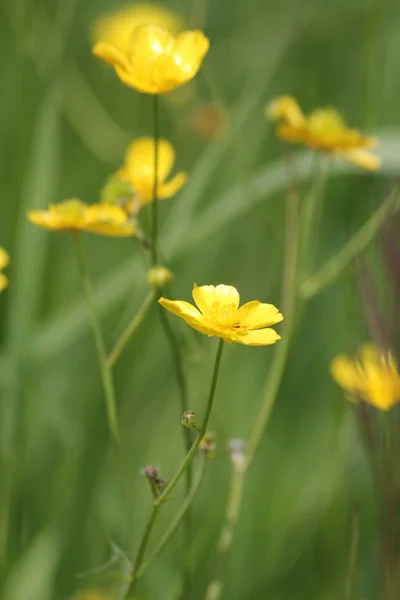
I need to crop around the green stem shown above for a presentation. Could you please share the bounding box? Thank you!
[126,338,224,597]
[106,290,154,367]
[204,149,328,600]
[301,188,400,299]
[345,503,359,600]
[204,469,245,600]
[156,337,224,506]
[136,456,207,581]
[73,233,119,442]
[151,94,159,267]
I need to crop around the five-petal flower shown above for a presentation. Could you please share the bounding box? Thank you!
[268,95,380,170]
[159,284,283,345]
[28,199,136,237]
[330,344,400,410]
[93,24,209,94]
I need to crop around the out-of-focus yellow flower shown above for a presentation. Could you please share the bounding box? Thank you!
[0,247,9,292]
[28,199,136,237]
[118,138,187,205]
[159,284,283,345]
[92,3,184,55]
[330,344,400,411]
[93,24,209,94]
[268,95,380,170]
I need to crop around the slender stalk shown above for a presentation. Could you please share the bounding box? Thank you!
[126,338,224,597]
[151,94,160,266]
[73,233,119,442]
[136,456,207,580]
[204,149,328,600]
[106,290,154,367]
[148,91,192,593]
[345,503,360,600]
[156,338,224,506]
[204,469,245,600]
[302,188,400,299]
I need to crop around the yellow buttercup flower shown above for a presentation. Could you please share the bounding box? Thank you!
[330,344,400,411]
[93,24,209,94]
[0,247,10,292]
[118,137,187,205]
[268,95,380,170]
[159,284,283,346]
[91,3,184,57]
[28,199,136,237]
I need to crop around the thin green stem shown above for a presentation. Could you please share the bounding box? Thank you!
[203,149,329,600]
[136,456,207,581]
[345,503,359,600]
[204,469,245,600]
[73,233,119,442]
[125,338,224,598]
[106,290,154,368]
[151,94,160,266]
[301,188,400,299]
[156,337,224,506]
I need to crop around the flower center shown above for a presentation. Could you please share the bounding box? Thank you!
[208,301,239,328]
[55,199,86,219]
[308,109,345,138]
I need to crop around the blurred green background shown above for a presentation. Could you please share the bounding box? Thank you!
[1,0,400,598]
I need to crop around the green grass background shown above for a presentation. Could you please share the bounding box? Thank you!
[1,0,400,598]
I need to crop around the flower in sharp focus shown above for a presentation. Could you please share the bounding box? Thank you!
[28,199,136,237]
[117,138,187,205]
[267,95,380,170]
[158,284,283,346]
[330,344,400,411]
[93,24,209,94]
[0,247,10,292]
[91,3,185,57]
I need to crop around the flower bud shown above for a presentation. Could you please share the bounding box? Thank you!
[147,266,173,288]
[100,173,134,208]
[200,432,216,459]
[181,410,197,429]
[141,465,167,498]
[228,439,246,473]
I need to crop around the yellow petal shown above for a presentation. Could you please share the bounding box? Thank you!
[237,327,281,346]
[158,172,187,199]
[158,297,212,334]
[91,3,184,56]
[92,42,128,69]
[330,354,362,393]
[0,247,9,270]
[126,25,176,93]
[27,209,71,231]
[192,284,240,315]
[0,273,8,291]
[267,96,306,127]
[83,204,136,237]
[237,301,283,329]
[123,137,176,189]
[343,149,381,171]
[170,31,210,84]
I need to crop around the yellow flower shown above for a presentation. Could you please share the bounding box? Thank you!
[330,344,400,410]
[93,24,209,94]
[0,247,10,292]
[91,3,184,56]
[159,284,283,345]
[268,95,380,170]
[28,199,136,237]
[117,137,187,205]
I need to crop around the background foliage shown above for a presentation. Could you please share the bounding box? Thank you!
[1,0,400,598]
